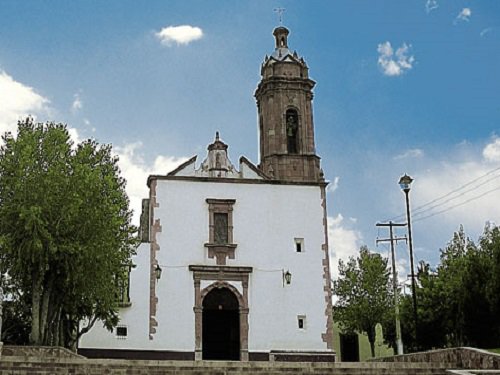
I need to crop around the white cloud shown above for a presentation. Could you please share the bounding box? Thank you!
[483,136,500,163]
[327,176,340,194]
[480,27,493,37]
[155,25,203,46]
[328,214,363,278]
[410,140,500,233]
[394,148,424,160]
[377,42,415,77]
[114,142,188,225]
[0,70,50,134]
[71,92,83,112]
[455,8,471,23]
[67,127,82,146]
[425,0,439,14]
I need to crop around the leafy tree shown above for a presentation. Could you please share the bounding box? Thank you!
[398,225,500,351]
[0,119,137,349]
[333,246,393,357]
[437,225,473,346]
[480,223,500,333]
[397,261,447,352]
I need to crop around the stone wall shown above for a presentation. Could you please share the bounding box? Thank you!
[373,347,500,370]
[2,345,83,359]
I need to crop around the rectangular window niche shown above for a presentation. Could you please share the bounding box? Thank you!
[297,315,306,330]
[295,238,305,253]
[116,326,128,339]
[205,199,237,265]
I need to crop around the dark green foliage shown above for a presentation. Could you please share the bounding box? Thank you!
[0,118,137,349]
[399,225,500,351]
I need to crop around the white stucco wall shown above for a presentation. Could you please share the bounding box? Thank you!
[80,177,331,354]
[79,242,153,350]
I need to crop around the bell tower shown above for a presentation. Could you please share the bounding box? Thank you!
[255,26,323,182]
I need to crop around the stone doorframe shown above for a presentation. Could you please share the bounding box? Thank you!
[189,265,252,361]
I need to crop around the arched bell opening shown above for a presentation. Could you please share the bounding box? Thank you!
[285,109,299,154]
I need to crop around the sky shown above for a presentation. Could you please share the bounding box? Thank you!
[0,0,499,280]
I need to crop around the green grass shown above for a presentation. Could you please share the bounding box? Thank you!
[487,348,500,354]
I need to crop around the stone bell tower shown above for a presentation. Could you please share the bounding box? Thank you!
[255,26,322,182]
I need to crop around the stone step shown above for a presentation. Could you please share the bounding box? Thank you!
[0,357,451,375]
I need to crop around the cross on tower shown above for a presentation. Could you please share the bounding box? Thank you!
[273,7,286,25]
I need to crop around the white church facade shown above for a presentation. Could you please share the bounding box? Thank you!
[79,26,335,362]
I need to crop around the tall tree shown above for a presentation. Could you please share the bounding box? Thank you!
[333,246,393,357]
[399,225,500,351]
[0,119,137,348]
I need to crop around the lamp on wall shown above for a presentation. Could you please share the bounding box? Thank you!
[155,264,162,281]
[283,269,292,286]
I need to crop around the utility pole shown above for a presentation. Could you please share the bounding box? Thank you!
[376,221,407,355]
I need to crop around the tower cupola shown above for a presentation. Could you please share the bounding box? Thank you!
[255,27,322,183]
[273,26,290,51]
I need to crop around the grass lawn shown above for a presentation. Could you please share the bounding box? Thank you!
[488,348,500,354]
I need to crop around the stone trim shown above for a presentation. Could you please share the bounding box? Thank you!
[320,184,334,349]
[167,155,197,176]
[204,244,237,265]
[205,199,237,265]
[270,350,336,362]
[148,174,326,187]
[239,156,270,179]
[148,179,161,340]
[77,348,337,363]
[78,348,195,360]
[189,265,252,361]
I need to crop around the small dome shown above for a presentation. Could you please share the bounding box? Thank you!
[273,26,289,49]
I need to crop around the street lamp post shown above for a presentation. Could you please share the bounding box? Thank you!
[399,174,418,343]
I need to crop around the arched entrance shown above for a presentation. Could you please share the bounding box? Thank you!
[202,287,240,360]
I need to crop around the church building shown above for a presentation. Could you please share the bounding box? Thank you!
[79,25,335,362]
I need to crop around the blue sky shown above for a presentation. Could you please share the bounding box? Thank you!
[1,0,499,278]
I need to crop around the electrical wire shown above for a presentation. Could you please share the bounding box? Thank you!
[386,165,500,222]
[413,185,500,223]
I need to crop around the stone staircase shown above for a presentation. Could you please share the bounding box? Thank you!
[0,356,452,375]
[3,346,499,375]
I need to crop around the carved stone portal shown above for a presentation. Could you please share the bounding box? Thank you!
[189,265,251,361]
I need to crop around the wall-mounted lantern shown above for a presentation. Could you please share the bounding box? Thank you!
[283,269,292,286]
[155,264,162,281]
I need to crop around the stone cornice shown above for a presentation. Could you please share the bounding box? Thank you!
[148,174,328,187]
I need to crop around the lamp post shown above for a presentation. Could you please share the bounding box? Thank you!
[399,174,418,342]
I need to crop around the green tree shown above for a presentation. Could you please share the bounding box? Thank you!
[333,246,393,357]
[397,261,448,352]
[399,225,500,351]
[0,119,137,349]
[480,224,500,340]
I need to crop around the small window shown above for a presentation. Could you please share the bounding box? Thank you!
[116,326,128,338]
[295,238,304,253]
[298,315,306,330]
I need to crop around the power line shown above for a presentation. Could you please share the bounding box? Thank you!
[411,173,500,219]
[413,184,500,223]
[387,165,500,222]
